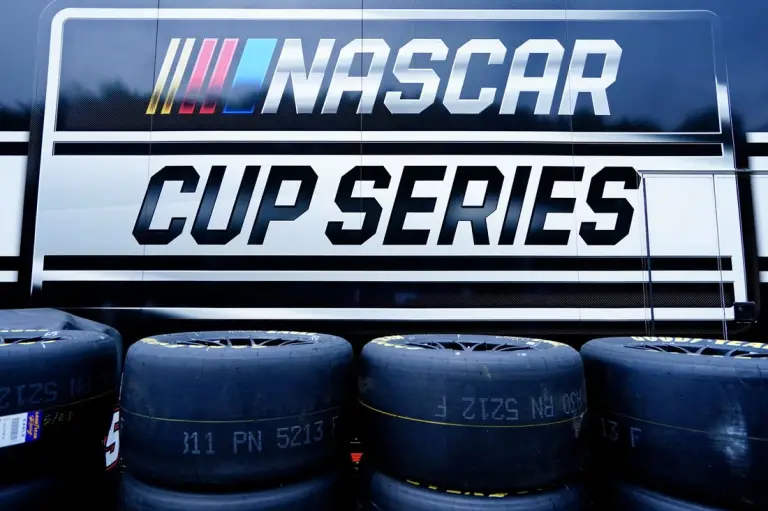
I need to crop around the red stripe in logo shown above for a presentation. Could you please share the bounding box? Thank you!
[199,38,239,115]
[179,38,218,115]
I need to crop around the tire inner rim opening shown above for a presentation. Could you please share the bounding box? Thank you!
[174,337,315,347]
[626,343,768,358]
[0,335,61,345]
[404,340,534,352]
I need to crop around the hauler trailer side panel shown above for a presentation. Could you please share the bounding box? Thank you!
[0,0,766,336]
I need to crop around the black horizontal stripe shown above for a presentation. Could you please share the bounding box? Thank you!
[52,141,723,157]
[37,281,733,309]
[0,142,28,156]
[748,143,768,157]
[0,257,20,271]
[43,255,733,272]
[0,283,21,307]
[758,257,768,271]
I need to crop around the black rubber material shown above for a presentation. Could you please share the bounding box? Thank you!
[0,477,58,510]
[121,331,354,489]
[119,471,350,511]
[0,471,120,510]
[581,336,768,510]
[79,463,121,510]
[360,468,584,510]
[358,334,587,492]
[606,482,726,510]
[0,330,119,483]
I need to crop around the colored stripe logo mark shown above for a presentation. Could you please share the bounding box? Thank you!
[146,38,181,115]
[162,38,195,115]
[199,38,239,115]
[179,38,218,115]
[146,38,278,115]
[223,38,278,114]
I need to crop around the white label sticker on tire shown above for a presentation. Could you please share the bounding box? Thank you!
[0,410,42,449]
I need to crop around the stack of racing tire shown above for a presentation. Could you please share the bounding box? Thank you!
[0,308,123,510]
[118,330,355,511]
[356,334,588,510]
[581,336,768,511]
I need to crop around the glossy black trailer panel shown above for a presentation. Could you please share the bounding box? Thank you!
[0,0,766,336]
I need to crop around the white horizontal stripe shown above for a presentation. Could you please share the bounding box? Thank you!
[749,157,768,170]
[54,8,716,23]
[0,271,18,283]
[0,132,29,143]
[40,270,731,283]
[747,133,768,143]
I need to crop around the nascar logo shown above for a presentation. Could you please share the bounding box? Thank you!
[146,37,622,117]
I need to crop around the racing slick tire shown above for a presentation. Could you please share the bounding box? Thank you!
[0,330,120,483]
[581,336,768,510]
[606,481,726,511]
[358,334,587,493]
[118,471,350,511]
[359,467,584,510]
[0,308,124,386]
[121,331,354,489]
